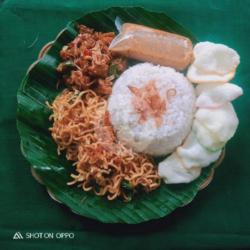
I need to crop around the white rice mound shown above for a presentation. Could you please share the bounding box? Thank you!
[108,63,196,156]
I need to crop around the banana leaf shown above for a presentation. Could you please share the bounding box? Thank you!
[17,7,214,224]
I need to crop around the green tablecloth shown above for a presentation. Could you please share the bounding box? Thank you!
[1,0,250,249]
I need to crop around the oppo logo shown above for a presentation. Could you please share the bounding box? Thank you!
[12,232,75,240]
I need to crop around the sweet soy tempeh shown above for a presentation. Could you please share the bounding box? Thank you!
[109,23,193,70]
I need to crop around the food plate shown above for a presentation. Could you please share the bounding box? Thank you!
[17,7,224,224]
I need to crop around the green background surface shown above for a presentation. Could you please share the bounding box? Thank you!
[0,0,250,249]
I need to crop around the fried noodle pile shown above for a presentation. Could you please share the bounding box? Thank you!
[49,89,160,201]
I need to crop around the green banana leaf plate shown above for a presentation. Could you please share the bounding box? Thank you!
[17,7,220,224]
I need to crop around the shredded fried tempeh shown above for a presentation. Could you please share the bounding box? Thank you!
[57,25,127,95]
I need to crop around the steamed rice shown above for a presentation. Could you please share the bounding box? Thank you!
[108,63,196,156]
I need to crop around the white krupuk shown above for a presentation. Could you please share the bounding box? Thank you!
[159,42,242,184]
[187,42,240,83]
[192,119,225,151]
[158,153,201,184]
[188,65,235,83]
[195,82,222,95]
[176,131,221,169]
[195,103,239,144]
[196,83,243,108]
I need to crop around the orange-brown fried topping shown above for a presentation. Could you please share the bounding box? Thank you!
[128,80,176,127]
[57,25,127,95]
